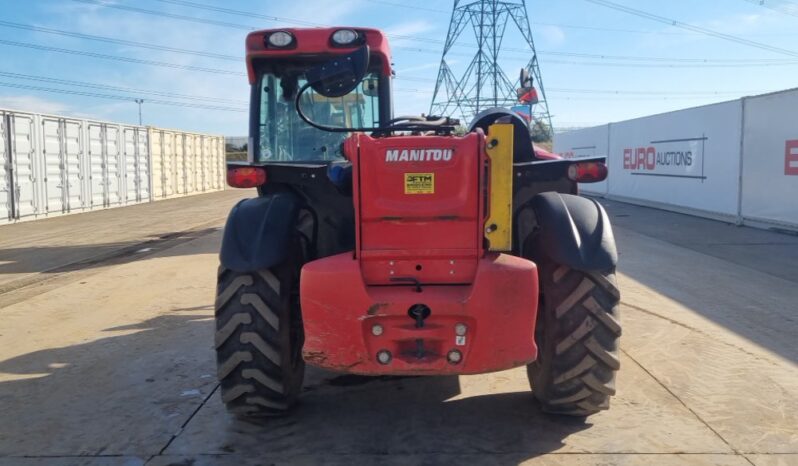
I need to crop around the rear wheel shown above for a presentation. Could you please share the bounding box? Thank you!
[214,244,305,417]
[527,260,621,416]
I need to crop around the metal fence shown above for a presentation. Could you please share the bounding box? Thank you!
[1,107,226,225]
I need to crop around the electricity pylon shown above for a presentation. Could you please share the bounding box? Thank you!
[429,0,553,138]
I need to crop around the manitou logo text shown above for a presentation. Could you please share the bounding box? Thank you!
[385,149,454,163]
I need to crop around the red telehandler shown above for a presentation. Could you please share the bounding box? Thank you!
[217,27,620,418]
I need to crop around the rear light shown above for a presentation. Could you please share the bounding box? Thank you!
[227,167,267,188]
[567,162,608,183]
[266,31,295,48]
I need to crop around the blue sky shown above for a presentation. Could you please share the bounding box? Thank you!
[1,0,798,135]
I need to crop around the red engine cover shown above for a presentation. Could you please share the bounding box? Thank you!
[348,132,486,285]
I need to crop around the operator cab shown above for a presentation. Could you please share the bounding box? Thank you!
[245,28,394,165]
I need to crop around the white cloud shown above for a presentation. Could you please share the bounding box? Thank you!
[0,95,70,114]
[385,19,436,38]
[287,0,366,25]
[383,19,437,48]
[396,61,440,74]
[538,25,566,46]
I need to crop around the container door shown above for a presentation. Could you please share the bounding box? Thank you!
[163,132,176,197]
[213,137,223,190]
[175,133,186,195]
[184,134,196,194]
[105,125,122,206]
[0,112,12,223]
[41,117,66,214]
[209,137,218,190]
[11,113,39,219]
[199,136,209,192]
[88,124,106,209]
[137,129,150,201]
[123,127,138,203]
[63,119,85,212]
[149,129,163,199]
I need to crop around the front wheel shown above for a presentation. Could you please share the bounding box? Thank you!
[214,245,305,417]
[527,260,621,416]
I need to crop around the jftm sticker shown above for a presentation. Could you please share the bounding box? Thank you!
[404,173,435,194]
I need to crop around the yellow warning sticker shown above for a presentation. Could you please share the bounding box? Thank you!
[404,173,435,194]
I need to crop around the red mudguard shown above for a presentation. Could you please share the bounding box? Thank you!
[300,252,538,375]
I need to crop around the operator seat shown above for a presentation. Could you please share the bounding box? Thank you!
[469,108,537,163]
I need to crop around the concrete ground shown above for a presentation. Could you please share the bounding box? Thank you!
[0,191,796,466]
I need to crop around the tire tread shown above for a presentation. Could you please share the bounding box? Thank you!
[215,259,304,418]
[528,262,621,416]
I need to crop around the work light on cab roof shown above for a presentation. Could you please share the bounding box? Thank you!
[332,29,360,46]
[266,31,294,48]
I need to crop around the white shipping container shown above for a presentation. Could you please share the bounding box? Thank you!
[163,130,177,198]
[123,126,150,204]
[0,106,225,225]
[39,117,88,216]
[204,136,215,192]
[10,112,40,221]
[1,111,11,223]
[175,132,186,196]
[149,129,165,199]
[212,136,224,191]
[183,134,197,194]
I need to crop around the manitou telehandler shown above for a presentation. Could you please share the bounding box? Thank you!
[216,27,621,418]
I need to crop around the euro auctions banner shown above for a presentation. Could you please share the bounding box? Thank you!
[608,100,743,218]
[555,88,798,231]
[621,137,706,179]
[741,89,798,228]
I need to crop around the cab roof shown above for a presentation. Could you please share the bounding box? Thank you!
[245,27,393,84]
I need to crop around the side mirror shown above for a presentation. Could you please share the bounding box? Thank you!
[305,46,370,98]
[519,68,532,88]
[517,67,538,104]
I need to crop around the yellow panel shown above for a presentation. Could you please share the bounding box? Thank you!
[485,123,514,252]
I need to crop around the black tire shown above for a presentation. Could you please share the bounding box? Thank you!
[214,244,305,418]
[527,259,621,416]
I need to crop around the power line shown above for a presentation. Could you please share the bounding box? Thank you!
[392,46,798,66]
[539,58,798,68]
[362,0,450,13]
[741,0,798,18]
[0,81,247,112]
[396,86,770,97]
[540,50,798,63]
[366,0,798,37]
[0,71,248,104]
[72,0,261,31]
[69,0,501,48]
[548,88,767,96]
[4,16,788,70]
[152,0,323,26]
[583,0,798,58]
[0,39,245,76]
[0,20,241,61]
[76,0,798,62]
